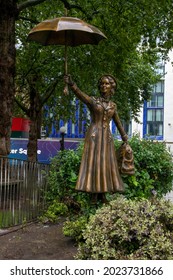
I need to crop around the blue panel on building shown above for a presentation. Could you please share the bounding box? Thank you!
[9,138,81,164]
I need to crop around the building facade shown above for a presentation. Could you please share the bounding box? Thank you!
[132,50,173,153]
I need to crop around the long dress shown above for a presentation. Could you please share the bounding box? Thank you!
[71,83,127,193]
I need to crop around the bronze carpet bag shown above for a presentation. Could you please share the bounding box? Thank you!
[116,143,135,175]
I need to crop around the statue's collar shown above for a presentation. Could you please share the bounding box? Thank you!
[98,97,110,103]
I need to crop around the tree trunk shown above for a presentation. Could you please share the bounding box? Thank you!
[27,118,38,162]
[0,1,17,156]
[27,109,42,162]
[27,76,42,162]
[37,111,42,139]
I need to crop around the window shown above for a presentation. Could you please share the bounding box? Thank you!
[147,122,163,136]
[153,81,164,93]
[147,109,163,122]
[155,64,165,76]
[147,81,164,107]
[146,109,163,136]
[143,80,164,139]
[147,94,163,107]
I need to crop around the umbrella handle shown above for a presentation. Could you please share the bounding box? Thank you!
[63,37,68,95]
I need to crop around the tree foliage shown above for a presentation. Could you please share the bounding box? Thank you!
[15,0,173,122]
[0,0,173,157]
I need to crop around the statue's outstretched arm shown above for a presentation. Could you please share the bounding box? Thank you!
[64,75,93,105]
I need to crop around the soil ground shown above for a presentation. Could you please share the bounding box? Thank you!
[0,219,77,260]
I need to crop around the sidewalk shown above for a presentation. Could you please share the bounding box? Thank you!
[0,220,77,260]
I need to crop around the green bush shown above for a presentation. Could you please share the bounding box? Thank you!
[76,196,173,260]
[47,149,80,202]
[114,135,173,198]
[62,205,99,242]
[63,215,88,242]
[45,135,173,222]
[46,144,91,214]
[48,136,173,202]
[40,200,68,223]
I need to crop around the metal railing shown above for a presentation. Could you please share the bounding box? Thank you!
[0,157,50,228]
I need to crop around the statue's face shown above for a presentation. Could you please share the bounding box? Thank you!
[100,77,112,98]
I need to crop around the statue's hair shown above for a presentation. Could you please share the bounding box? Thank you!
[98,74,117,94]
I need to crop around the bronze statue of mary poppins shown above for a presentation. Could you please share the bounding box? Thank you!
[28,16,134,203]
[64,74,135,203]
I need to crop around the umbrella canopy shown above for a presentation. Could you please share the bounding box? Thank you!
[27,16,107,94]
[27,16,107,46]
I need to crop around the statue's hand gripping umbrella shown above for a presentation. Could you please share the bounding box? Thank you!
[27,16,107,94]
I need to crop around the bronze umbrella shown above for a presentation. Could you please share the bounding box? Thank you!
[27,16,107,93]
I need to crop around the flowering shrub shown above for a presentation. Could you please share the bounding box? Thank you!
[76,196,173,260]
